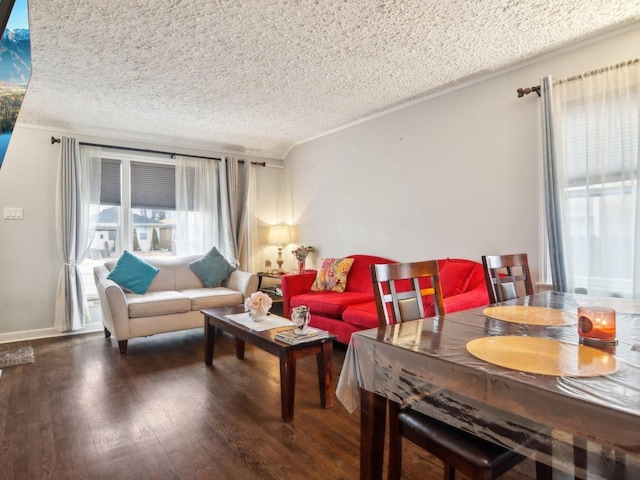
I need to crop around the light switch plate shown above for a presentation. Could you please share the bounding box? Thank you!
[3,207,24,219]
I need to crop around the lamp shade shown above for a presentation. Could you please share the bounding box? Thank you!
[268,224,292,245]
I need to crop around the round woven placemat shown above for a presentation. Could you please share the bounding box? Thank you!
[466,336,619,377]
[483,305,576,326]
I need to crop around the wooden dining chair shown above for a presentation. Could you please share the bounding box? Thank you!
[482,253,589,478]
[371,260,527,480]
[481,253,534,304]
[371,259,445,326]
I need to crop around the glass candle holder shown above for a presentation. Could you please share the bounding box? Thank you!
[578,306,617,346]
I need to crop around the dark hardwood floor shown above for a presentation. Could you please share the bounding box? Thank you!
[0,329,544,480]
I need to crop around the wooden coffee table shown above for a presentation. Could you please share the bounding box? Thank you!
[202,305,335,422]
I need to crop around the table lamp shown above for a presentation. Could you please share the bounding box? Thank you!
[268,224,291,273]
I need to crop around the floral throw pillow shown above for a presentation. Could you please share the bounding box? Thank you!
[311,257,355,292]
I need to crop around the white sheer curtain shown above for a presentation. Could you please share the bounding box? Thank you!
[546,60,640,298]
[175,154,254,268]
[174,155,220,256]
[54,139,101,331]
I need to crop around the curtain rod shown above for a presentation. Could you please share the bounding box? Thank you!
[556,58,639,85]
[50,136,266,167]
[516,58,640,98]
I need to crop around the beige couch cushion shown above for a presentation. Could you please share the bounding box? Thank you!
[181,288,244,311]
[126,291,191,318]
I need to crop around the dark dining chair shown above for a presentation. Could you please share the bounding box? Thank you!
[482,253,591,478]
[481,253,534,304]
[371,260,528,480]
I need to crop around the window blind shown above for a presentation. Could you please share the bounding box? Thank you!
[131,161,176,210]
[100,159,121,205]
[563,92,638,188]
[100,159,176,209]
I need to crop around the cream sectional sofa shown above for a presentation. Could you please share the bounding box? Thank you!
[94,254,258,354]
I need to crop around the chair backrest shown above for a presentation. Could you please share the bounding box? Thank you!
[370,260,445,327]
[481,253,534,304]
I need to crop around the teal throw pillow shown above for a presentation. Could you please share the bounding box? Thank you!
[189,246,237,288]
[107,250,159,294]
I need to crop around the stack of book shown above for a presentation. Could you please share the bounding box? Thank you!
[274,326,330,345]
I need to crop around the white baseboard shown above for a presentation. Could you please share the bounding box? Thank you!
[0,323,104,345]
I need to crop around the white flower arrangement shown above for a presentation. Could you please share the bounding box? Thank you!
[244,291,273,314]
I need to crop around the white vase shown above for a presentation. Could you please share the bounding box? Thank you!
[251,308,269,322]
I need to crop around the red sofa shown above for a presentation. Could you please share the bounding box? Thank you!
[281,254,490,344]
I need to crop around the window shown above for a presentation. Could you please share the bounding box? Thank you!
[80,148,177,302]
[548,71,639,298]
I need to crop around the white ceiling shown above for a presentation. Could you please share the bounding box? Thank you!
[17,0,640,158]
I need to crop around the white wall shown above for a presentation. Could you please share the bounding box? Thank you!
[252,158,295,273]
[0,126,285,340]
[0,127,59,338]
[285,25,640,284]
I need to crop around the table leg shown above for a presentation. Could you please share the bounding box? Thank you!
[316,340,334,408]
[204,317,215,366]
[235,338,245,359]
[573,436,587,480]
[535,434,554,480]
[360,388,386,480]
[280,350,296,422]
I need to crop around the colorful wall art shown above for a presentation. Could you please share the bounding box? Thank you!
[0,0,30,168]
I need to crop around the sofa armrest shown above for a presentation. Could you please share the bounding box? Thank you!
[443,284,490,314]
[223,270,259,298]
[93,264,131,340]
[281,271,316,319]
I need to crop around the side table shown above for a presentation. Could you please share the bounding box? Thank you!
[257,272,285,316]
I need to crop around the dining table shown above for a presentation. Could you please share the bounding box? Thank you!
[335,291,640,479]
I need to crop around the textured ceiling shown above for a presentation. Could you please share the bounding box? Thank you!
[17,0,640,158]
